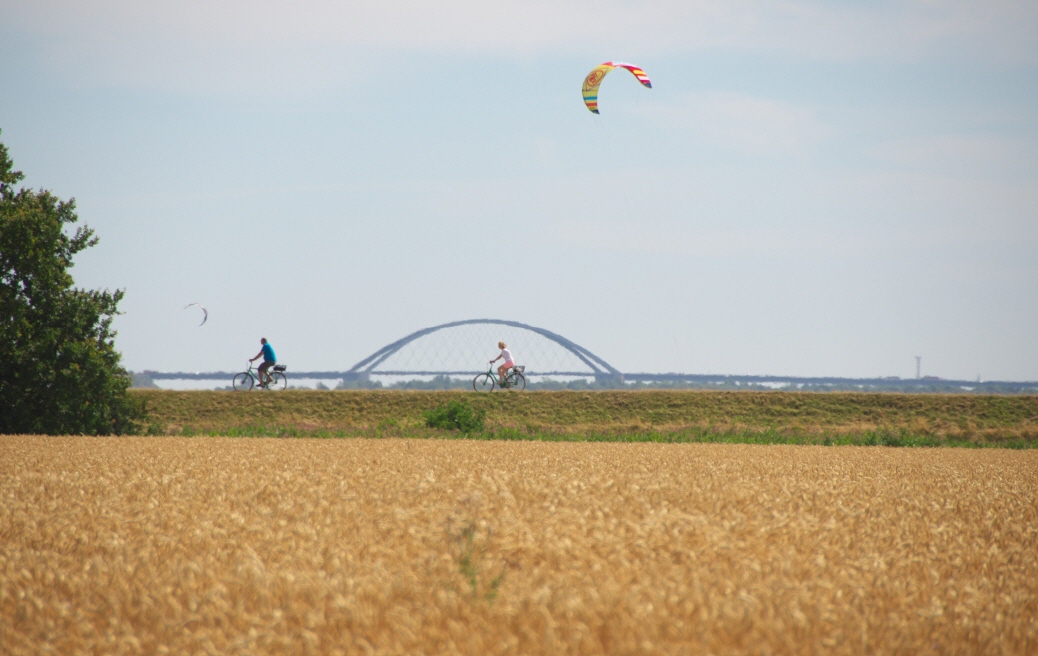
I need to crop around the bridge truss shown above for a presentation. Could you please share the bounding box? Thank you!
[141,318,1038,392]
[341,318,621,382]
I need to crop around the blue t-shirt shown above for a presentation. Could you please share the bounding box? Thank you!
[261,343,276,362]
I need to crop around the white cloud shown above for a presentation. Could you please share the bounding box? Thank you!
[540,155,1038,259]
[547,221,904,258]
[4,1,1036,95]
[546,212,1036,260]
[869,135,1028,169]
[646,92,831,157]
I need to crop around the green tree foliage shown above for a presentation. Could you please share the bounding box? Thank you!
[424,400,486,434]
[0,132,144,434]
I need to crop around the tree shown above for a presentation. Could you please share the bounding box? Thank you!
[0,131,145,434]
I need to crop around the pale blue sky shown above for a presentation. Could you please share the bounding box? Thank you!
[2,1,1036,380]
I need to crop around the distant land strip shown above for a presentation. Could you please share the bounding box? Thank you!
[137,370,1038,393]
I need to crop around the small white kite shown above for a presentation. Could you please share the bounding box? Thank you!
[184,303,208,326]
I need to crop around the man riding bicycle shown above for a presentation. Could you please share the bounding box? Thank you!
[250,338,277,388]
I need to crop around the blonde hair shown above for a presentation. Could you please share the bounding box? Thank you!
[498,341,506,349]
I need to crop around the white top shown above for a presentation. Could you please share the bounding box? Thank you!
[499,348,513,363]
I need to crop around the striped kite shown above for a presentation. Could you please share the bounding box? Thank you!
[582,62,652,114]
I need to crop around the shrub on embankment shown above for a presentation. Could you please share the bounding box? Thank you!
[133,389,1038,446]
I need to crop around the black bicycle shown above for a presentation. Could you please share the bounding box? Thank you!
[232,361,288,391]
[473,363,526,392]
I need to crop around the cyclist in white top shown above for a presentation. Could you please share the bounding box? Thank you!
[490,341,515,386]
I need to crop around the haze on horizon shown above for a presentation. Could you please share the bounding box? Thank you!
[2,1,1036,381]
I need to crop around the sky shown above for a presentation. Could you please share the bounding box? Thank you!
[2,0,1037,381]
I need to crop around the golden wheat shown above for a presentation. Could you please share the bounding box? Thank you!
[2,436,1036,654]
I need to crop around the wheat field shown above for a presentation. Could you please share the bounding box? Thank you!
[2,436,1036,654]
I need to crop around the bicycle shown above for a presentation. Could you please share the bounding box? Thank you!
[232,361,288,391]
[473,363,526,392]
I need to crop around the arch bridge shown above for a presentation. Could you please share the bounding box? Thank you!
[342,318,622,383]
[140,318,1038,393]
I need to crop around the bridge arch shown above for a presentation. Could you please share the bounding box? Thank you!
[346,319,622,381]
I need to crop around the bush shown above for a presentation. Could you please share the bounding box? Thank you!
[424,400,486,434]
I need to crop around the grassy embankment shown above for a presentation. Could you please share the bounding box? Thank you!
[135,390,1038,447]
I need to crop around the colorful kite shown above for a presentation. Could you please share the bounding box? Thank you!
[582,62,652,114]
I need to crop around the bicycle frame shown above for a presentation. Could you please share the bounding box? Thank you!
[242,362,265,384]
[473,363,525,392]
[233,361,286,391]
[486,364,514,384]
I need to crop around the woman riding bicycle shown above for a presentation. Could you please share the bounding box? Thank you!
[490,341,515,386]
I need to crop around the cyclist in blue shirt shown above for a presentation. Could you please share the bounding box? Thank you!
[250,338,277,388]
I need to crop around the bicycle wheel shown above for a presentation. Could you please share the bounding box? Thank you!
[269,371,288,390]
[506,371,526,391]
[473,373,495,392]
[232,373,253,391]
